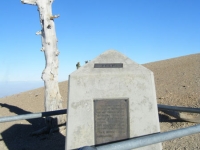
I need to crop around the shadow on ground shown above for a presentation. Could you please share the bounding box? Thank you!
[159,112,184,123]
[0,103,65,150]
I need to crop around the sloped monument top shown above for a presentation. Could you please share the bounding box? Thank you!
[70,50,150,75]
[66,50,162,150]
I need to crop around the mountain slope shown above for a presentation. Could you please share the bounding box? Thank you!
[0,53,199,150]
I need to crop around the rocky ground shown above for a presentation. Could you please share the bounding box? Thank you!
[0,53,199,150]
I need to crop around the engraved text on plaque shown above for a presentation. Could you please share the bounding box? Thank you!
[94,99,129,144]
[94,63,123,68]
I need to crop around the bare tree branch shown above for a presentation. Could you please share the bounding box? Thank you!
[21,0,36,5]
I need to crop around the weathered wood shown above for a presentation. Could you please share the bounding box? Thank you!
[21,0,36,5]
[21,0,66,128]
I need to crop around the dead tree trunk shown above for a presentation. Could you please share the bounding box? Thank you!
[21,0,66,130]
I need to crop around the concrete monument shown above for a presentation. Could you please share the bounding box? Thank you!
[66,50,162,150]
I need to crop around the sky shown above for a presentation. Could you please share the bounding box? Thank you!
[0,0,200,97]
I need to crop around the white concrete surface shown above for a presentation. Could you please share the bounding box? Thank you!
[66,50,161,150]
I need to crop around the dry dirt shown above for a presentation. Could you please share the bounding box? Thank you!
[0,53,199,150]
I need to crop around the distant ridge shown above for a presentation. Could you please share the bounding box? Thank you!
[0,81,43,98]
[0,53,199,99]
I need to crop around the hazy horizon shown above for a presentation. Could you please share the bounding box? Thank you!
[1,1,200,98]
[0,81,44,98]
[1,0,200,82]
[1,52,199,98]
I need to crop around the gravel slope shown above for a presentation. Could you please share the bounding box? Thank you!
[0,53,199,150]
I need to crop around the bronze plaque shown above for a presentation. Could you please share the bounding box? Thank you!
[94,63,123,68]
[94,99,129,145]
